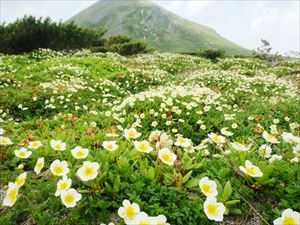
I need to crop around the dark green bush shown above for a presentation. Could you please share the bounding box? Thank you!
[0,15,106,54]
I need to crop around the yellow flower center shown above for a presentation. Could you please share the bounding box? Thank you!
[107,144,113,150]
[55,144,62,150]
[157,222,165,225]
[124,205,136,219]
[161,153,172,162]
[260,148,266,156]
[64,194,74,205]
[139,221,150,225]
[83,166,94,177]
[53,165,63,175]
[128,131,136,138]
[8,189,17,202]
[282,216,297,225]
[76,150,84,157]
[245,166,256,176]
[1,140,8,145]
[212,135,221,143]
[178,137,186,144]
[202,183,212,193]
[59,182,69,190]
[18,151,26,157]
[36,162,43,169]
[139,144,148,152]
[32,142,39,147]
[207,203,218,215]
[15,177,25,187]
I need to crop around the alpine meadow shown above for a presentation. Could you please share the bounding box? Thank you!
[0,1,300,225]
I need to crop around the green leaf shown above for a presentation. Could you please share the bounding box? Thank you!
[222,181,233,202]
[147,167,155,180]
[185,178,199,188]
[230,208,242,215]
[225,200,240,206]
[182,170,193,184]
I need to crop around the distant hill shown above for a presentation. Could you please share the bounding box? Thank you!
[68,0,250,55]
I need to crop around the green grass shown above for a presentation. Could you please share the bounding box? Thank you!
[0,49,300,225]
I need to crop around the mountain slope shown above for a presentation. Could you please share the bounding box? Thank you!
[68,0,250,55]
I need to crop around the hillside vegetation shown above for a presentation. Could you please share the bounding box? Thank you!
[0,49,300,225]
[68,0,250,55]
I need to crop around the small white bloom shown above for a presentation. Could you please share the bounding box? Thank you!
[14,148,32,159]
[199,177,218,197]
[259,145,272,158]
[60,188,82,208]
[34,157,44,174]
[273,208,300,225]
[50,139,66,151]
[77,161,99,181]
[239,160,263,177]
[117,199,140,223]
[71,146,89,159]
[134,140,153,153]
[28,140,43,149]
[158,148,177,166]
[204,197,226,222]
[50,159,70,176]
[55,176,72,196]
[102,141,118,152]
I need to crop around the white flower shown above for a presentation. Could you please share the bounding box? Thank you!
[77,161,99,181]
[291,157,299,163]
[0,136,13,145]
[60,188,82,208]
[130,212,151,225]
[153,214,170,225]
[34,157,44,174]
[269,154,283,163]
[14,172,27,188]
[259,145,272,158]
[174,136,192,148]
[71,146,89,159]
[117,199,140,223]
[273,208,300,225]
[262,131,279,144]
[239,160,263,177]
[50,159,70,176]
[102,141,118,152]
[55,176,72,196]
[28,140,43,149]
[221,128,233,136]
[203,197,226,222]
[14,148,32,159]
[156,132,173,149]
[208,133,226,144]
[2,182,19,207]
[124,128,141,140]
[230,142,251,151]
[158,148,177,166]
[50,139,66,151]
[282,132,299,144]
[199,177,218,197]
[0,128,5,135]
[134,140,153,153]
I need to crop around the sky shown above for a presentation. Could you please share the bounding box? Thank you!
[1,0,299,54]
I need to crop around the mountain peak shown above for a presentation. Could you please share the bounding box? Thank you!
[68,0,249,54]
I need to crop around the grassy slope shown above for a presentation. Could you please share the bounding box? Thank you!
[68,0,250,55]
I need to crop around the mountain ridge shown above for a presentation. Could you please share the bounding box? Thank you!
[68,0,250,55]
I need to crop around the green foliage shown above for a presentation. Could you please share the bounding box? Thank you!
[91,35,150,56]
[0,15,106,54]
